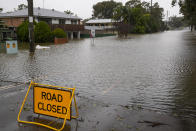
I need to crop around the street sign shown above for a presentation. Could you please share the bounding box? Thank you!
[18,81,79,131]
[34,86,71,120]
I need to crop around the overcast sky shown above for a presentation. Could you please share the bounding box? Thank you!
[0,0,181,19]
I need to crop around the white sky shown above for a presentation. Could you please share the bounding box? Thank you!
[0,0,181,19]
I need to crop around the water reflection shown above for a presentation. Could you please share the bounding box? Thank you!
[0,30,196,120]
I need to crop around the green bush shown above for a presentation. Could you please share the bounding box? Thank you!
[52,28,67,38]
[16,21,29,42]
[133,25,145,33]
[34,21,52,43]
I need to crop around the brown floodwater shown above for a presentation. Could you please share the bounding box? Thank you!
[0,30,196,120]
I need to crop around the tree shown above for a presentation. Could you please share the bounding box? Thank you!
[0,8,3,13]
[34,21,52,43]
[16,21,29,42]
[93,0,122,18]
[172,0,196,31]
[150,2,164,31]
[168,16,188,29]
[113,0,165,34]
[64,10,74,15]
[52,28,67,38]
[17,4,28,10]
[17,21,37,42]
[17,21,53,43]
[125,0,141,8]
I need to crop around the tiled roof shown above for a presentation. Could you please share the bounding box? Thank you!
[86,19,114,24]
[0,8,81,20]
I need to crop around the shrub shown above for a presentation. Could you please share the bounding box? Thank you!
[16,21,29,42]
[133,25,145,33]
[34,21,52,43]
[52,28,67,38]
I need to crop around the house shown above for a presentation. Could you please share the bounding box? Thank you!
[0,20,16,41]
[0,8,84,39]
[85,19,115,31]
[81,18,116,38]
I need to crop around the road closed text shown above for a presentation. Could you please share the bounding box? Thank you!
[37,92,67,114]
[34,87,71,119]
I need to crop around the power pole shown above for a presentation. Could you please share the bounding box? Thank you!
[150,0,152,13]
[27,0,35,52]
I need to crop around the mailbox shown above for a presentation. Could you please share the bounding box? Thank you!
[6,40,18,54]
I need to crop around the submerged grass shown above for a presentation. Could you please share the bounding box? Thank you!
[18,42,54,50]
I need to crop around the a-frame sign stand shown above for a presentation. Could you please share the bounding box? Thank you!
[17,81,79,131]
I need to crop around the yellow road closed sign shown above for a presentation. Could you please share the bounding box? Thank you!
[34,86,71,120]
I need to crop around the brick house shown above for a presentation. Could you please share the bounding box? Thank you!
[0,8,84,39]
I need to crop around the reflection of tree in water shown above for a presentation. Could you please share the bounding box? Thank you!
[170,44,196,123]
[173,67,196,117]
[0,62,8,81]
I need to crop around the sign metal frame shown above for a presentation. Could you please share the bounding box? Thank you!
[17,81,79,131]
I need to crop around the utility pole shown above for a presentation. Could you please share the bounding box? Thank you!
[27,0,35,52]
[150,0,152,13]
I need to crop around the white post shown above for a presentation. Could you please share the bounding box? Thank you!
[71,32,73,40]
[77,31,80,39]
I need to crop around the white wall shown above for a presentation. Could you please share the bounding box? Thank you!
[52,19,59,24]
[65,19,71,24]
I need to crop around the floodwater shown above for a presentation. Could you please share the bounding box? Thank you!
[1,30,196,120]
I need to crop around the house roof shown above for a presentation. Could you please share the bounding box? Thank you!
[0,8,81,20]
[86,19,114,24]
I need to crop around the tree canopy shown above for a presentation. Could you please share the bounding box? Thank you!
[17,4,28,10]
[172,0,196,31]
[64,10,74,15]
[34,21,52,43]
[16,21,29,42]
[93,0,122,18]
[168,16,188,29]
[52,28,67,38]
[113,0,165,34]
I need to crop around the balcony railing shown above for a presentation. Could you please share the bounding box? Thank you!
[50,24,84,32]
[84,26,115,30]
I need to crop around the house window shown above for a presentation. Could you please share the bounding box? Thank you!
[59,19,65,24]
[71,20,77,25]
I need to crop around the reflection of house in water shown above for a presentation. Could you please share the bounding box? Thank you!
[0,8,84,40]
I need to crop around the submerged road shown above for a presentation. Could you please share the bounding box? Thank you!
[0,30,196,130]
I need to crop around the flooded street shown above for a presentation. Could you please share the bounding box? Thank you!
[1,30,196,130]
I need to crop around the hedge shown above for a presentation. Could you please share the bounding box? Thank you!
[52,28,67,38]
[34,21,52,43]
[16,21,29,42]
